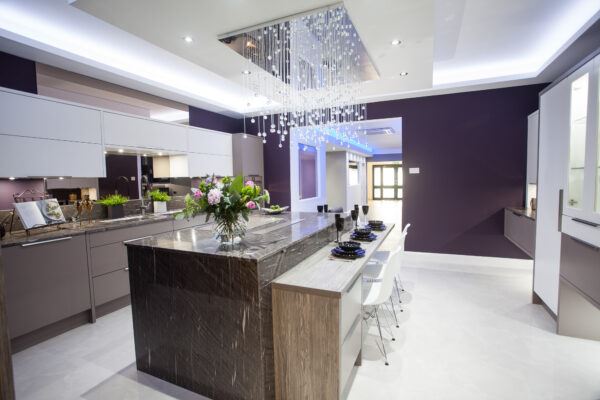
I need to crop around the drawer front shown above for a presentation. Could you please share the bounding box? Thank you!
[93,268,130,306]
[504,210,535,256]
[3,235,91,338]
[340,275,362,340]
[560,234,600,305]
[339,315,361,395]
[89,220,173,247]
[562,216,600,248]
[90,242,128,277]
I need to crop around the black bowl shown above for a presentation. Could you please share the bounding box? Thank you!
[338,241,362,252]
[368,220,384,226]
[354,228,372,236]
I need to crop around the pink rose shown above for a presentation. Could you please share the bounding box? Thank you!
[246,201,256,210]
[194,190,203,199]
[245,180,255,187]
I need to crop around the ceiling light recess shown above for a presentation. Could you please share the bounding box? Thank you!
[219,3,379,149]
[391,39,401,46]
[183,36,193,43]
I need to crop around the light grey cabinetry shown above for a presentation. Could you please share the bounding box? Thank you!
[88,221,173,309]
[526,111,539,184]
[504,209,535,257]
[3,236,90,339]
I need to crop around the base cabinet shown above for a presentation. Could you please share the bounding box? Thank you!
[3,236,91,339]
[504,209,535,257]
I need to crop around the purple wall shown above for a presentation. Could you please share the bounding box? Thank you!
[0,52,37,94]
[188,106,243,133]
[366,84,547,258]
[98,155,140,199]
[368,153,403,162]
[0,179,45,209]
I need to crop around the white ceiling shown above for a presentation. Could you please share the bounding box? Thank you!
[0,0,599,118]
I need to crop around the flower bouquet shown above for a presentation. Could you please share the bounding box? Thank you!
[177,175,269,245]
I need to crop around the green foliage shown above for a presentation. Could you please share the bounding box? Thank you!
[148,189,171,202]
[97,194,128,207]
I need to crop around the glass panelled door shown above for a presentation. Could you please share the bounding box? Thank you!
[567,73,589,209]
[373,164,402,200]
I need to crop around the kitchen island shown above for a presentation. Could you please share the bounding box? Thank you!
[125,212,346,400]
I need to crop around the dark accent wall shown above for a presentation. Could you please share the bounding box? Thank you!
[98,155,139,199]
[188,106,243,133]
[0,179,45,210]
[367,84,547,258]
[0,52,37,94]
[368,153,403,162]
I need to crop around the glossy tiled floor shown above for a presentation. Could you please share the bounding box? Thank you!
[12,242,600,399]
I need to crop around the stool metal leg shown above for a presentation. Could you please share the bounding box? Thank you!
[374,307,389,366]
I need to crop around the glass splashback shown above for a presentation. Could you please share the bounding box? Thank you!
[567,73,589,209]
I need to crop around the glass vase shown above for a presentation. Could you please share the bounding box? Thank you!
[214,214,246,246]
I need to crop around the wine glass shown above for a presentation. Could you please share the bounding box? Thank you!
[362,205,369,227]
[353,204,359,224]
[335,214,344,243]
[317,205,324,213]
[350,209,358,229]
[323,204,329,213]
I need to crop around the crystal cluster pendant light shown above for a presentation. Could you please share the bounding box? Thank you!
[234,5,372,148]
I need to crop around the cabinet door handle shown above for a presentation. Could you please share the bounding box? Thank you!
[571,218,599,228]
[21,236,72,247]
[123,235,153,244]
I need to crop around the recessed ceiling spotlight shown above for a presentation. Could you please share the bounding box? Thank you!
[158,152,163,156]
[183,36,193,43]
[8,177,15,180]
[242,70,251,75]
[59,177,64,180]
[391,39,401,46]
[118,148,124,153]
[143,153,147,157]
[399,71,408,76]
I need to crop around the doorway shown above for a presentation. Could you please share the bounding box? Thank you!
[372,163,403,200]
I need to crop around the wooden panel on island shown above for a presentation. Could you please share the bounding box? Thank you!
[272,223,394,400]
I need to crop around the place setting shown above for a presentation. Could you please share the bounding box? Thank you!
[329,213,366,260]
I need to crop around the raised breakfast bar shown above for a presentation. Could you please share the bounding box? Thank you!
[125,212,392,400]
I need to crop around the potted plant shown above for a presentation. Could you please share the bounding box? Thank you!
[97,194,129,219]
[177,175,269,245]
[148,189,171,213]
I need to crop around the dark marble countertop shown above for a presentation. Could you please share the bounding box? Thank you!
[506,207,536,221]
[0,211,184,248]
[125,212,342,261]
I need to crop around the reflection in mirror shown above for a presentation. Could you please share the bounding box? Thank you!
[299,144,318,200]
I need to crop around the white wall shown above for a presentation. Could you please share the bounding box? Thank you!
[326,152,347,210]
[290,131,327,212]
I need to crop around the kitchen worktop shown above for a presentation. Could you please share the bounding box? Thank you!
[125,212,342,261]
[506,207,536,221]
[0,211,183,248]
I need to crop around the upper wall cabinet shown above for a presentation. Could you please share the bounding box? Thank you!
[188,153,233,177]
[103,112,188,152]
[0,89,102,144]
[563,54,600,227]
[187,126,233,156]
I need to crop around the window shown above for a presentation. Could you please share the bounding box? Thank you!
[299,144,318,199]
[372,164,402,200]
[348,161,359,185]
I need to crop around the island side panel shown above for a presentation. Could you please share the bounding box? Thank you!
[257,224,337,399]
[272,286,340,400]
[127,246,264,400]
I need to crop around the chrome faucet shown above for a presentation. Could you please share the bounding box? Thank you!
[139,196,152,216]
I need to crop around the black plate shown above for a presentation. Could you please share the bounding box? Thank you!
[368,220,384,226]
[367,224,387,231]
[354,228,372,235]
[338,241,362,252]
[351,233,377,242]
[331,248,365,259]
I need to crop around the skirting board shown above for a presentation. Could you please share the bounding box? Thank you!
[403,251,533,270]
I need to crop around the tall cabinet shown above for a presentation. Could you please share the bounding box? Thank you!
[536,51,600,338]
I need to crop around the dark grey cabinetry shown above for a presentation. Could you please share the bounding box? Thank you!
[88,221,173,314]
[504,209,535,257]
[3,235,90,339]
[558,234,600,341]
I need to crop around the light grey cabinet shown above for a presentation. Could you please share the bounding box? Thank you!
[3,236,91,339]
[504,209,535,257]
[526,111,539,184]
